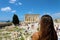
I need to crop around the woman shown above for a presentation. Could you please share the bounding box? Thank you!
[32,15,58,40]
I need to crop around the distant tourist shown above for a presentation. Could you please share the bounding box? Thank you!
[32,15,58,40]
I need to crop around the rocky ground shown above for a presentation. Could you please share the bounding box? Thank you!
[0,24,38,40]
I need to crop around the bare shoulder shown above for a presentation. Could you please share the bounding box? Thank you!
[33,32,39,37]
[32,32,40,40]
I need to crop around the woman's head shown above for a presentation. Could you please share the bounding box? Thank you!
[38,15,58,40]
[40,15,54,31]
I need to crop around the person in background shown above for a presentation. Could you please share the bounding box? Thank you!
[32,15,58,40]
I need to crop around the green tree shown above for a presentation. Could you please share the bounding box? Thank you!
[12,14,19,26]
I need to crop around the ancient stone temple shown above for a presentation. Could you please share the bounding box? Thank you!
[24,14,40,23]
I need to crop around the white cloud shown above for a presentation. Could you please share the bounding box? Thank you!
[1,7,16,13]
[9,0,22,6]
[15,2,22,6]
[18,2,22,5]
[52,13,60,19]
[52,13,60,16]
[11,10,16,13]
[1,7,11,12]
[9,0,16,3]
[41,13,60,19]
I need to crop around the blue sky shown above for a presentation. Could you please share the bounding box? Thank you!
[0,0,60,21]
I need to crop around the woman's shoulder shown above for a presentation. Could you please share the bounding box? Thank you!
[33,32,40,36]
[32,32,40,40]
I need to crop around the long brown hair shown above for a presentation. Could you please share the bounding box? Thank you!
[38,15,58,40]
